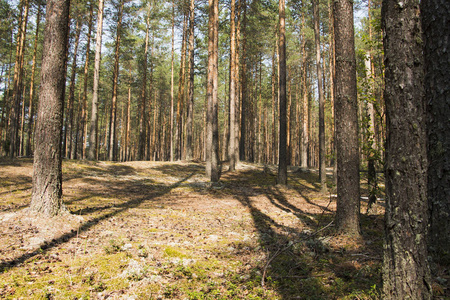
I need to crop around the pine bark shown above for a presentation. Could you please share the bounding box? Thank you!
[10,0,29,158]
[382,0,431,297]
[185,0,195,161]
[313,0,327,193]
[422,0,450,266]
[333,0,360,236]
[25,3,41,157]
[206,0,219,182]
[228,0,238,171]
[88,0,105,161]
[80,3,93,159]
[277,0,287,185]
[65,18,81,159]
[108,0,124,161]
[30,0,70,216]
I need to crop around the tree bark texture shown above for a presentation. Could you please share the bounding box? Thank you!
[228,0,238,171]
[313,0,327,192]
[185,0,195,161]
[206,0,219,182]
[333,0,361,236]
[422,0,450,265]
[277,0,287,185]
[88,0,105,161]
[108,0,123,161]
[382,0,432,298]
[30,0,70,216]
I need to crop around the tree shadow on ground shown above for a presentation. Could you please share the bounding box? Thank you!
[221,167,383,299]
[0,169,196,273]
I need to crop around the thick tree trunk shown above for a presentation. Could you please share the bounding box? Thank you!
[30,0,70,216]
[333,0,361,236]
[313,0,327,193]
[422,0,450,266]
[88,0,105,161]
[238,0,247,162]
[382,0,431,297]
[277,0,287,185]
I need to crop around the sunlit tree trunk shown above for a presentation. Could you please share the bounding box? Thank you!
[206,0,219,182]
[176,14,188,160]
[65,18,81,159]
[88,0,105,161]
[228,0,238,171]
[108,0,124,161]
[138,3,151,160]
[80,3,93,159]
[30,0,70,216]
[170,0,175,162]
[185,0,195,161]
[313,0,327,192]
[10,0,29,158]
[333,0,361,236]
[25,3,41,157]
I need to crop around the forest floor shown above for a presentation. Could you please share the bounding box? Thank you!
[0,158,447,299]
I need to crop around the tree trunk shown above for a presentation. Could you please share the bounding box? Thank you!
[185,0,195,161]
[206,0,219,182]
[238,0,247,162]
[170,0,175,162]
[138,3,151,160]
[333,0,361,236]
[25,3,41,157]
[10,0,29,158]
[300,18,309,168]
[108,0,123,161]
[88,0,105,161]
[228,0,238,171]
[176,14,188,160]
[30,0,70,216]
[65,18,81,159]
[313,0,327,193]
[382,0,432,297]
[422,0,450,266]
[277,0,287,185]
[80,3,93,160]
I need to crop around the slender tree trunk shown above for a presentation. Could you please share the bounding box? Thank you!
[422,0,450,266]
[185,0,195,161]
[238,0,247,161]
[313,0,327,192]
[206,0,219,182]
[175,14,188,160]
[65,18,81,159]
[30,0,70,216]
[80,3,93,159]
[108,0,123,161]
[333,0,361,236]
[138,4,151,160]
[10,0,29,158]
[228,0,238,171]
[25,3,41,157]
[170,0,175,162]
[88,0,105,161]
[277,0,287,185]
[300,32,309,168]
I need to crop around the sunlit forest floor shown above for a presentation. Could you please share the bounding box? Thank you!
[0,158,431,299]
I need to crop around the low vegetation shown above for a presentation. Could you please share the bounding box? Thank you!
[0,158,392,299]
